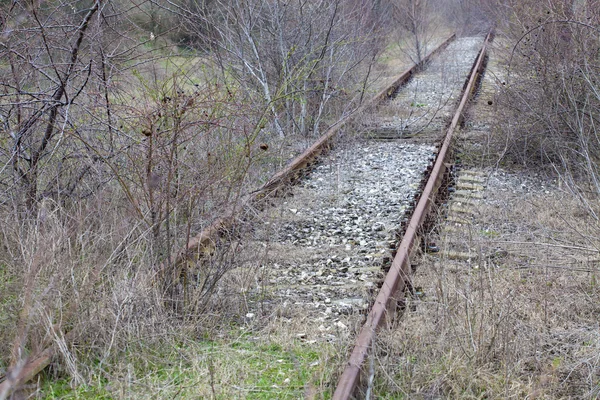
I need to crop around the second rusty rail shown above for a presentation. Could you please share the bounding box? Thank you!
[332,30,494,400]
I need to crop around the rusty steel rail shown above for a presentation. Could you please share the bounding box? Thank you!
[0,35,456,399]
[332,31,494,400]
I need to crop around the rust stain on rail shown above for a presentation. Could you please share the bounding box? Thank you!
[331,31,494,400]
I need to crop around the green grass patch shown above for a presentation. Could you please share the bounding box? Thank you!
[39,331,337,399]
[40,378,112,399]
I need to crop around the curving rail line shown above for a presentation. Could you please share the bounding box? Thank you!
[332,30,494,400]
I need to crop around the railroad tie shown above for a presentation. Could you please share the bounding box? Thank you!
[439,169,487,260]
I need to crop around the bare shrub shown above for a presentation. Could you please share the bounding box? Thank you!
[492,0,600,194]
[392,0,441,64]
[0,0,265,392]
[172,0,387,138]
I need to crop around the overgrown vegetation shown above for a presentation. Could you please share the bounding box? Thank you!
[371,179,600,399]
[493,0,600,198]
[11,0,599,398]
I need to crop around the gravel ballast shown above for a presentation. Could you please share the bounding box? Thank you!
[243,141,435,337]
[366,36,484,140]
[229,36,486,341]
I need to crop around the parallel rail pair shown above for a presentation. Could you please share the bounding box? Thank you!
[0,31,493,398]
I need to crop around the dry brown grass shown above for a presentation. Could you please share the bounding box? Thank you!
[375,187,600,398]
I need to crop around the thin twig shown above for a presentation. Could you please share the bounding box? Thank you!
[492,240,599,252]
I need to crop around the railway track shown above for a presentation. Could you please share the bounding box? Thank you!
[333,31,493,399]
[228,35,489,332]
[0,32,493,397]
[232,31,493,399]
[365,37,485,143]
